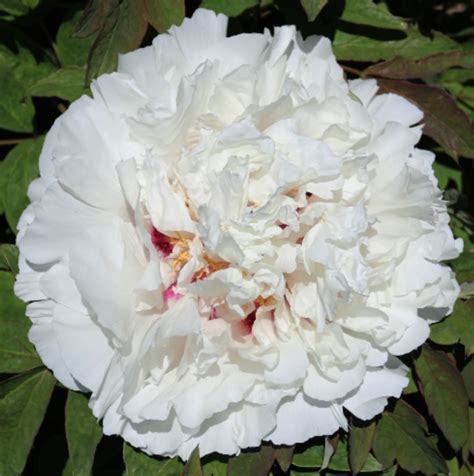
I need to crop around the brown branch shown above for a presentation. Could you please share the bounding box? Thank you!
[0,138,31,146]
[342,64,365,78]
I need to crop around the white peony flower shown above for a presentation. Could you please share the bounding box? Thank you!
[15,9,461,459]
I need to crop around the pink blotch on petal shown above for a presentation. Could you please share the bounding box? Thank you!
[163,285,183,303]
[241,308,257,335]
[151,227,173,257]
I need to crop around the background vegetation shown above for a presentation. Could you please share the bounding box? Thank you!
[0,0,473,475]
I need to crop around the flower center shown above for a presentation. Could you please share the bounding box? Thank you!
[150,226,277,336]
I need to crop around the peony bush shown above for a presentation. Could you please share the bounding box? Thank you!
[0,1,473,475]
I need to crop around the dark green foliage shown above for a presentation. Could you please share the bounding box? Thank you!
[63,392,103,476]
[414,345,469,451]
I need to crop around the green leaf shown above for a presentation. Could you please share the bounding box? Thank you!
[86,0,148,83]
[372,400,447,474]
[430,299,474,354]
[349,420,376,474]
[200,0,258,17]
[275,446,294,472]
[0,0,39,16]
[0,369,55,475]
[377,79,474,161]
[300,0,328,21]
[446,457,460,476]
[438,73,474,118]
[29,66,87,102]
[380,467,398,476]
[403,369,419,395]
[75,0,116,38]
[415,344,469,450]
[325,438,350,471]
[451,214,474,248]
[365,51,474,79]
[469,408,474,455]
[182,447,203,476]
[0,136,44,232]
[341,0,407,30]
[0,271,42,373]
[0,44,54,132]
[439,68,474,84]
[0,244,19,274]
[360,452,382,472]
[0,162,3,216]
[461,464,474,476]
[451,248,474,283]
[327,438,381,472]
[433,161,462,191]
[202,459,226,476]
[292,443,324,468]
[123,443,184,475]
[462,359,474,402]
[0,48,34,132]
[0,75,34,132]
[55,10,95,67]
[457,85,474,110]
[145,0,185,32]
[460,282,474,300]
[289,471,316,476]
[333,27,460,62]
[227,445,277,476]
[64,391,102,476]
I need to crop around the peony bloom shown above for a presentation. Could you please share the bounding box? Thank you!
[15,9,461,459]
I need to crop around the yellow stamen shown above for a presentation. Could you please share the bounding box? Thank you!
[256,296,276,307]
[170,236,189,248]
[172,250,191,272]
[169,236,230,277]
[170,237,191,272]
[206,257,229,273]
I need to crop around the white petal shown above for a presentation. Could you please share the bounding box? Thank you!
[304,359,365,401]
[368,93,423,132]
[19,183,111,265]
[265,338,309,385]
[268,392,345,444]
[69,222,143,343]
[344,360,408,420]
[53,304,114,392]
[28,316,82,391]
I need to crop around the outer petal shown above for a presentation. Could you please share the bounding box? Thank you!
[69,222,144,343]
[53,304,114,392]
[19,183,112,265]
[268,392,346,445]
[304,359,365,401]
[343,360,408,420]
[27,310,82,391]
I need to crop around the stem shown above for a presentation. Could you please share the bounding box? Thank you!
[342,64,365,78]
[0,138,31,146]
